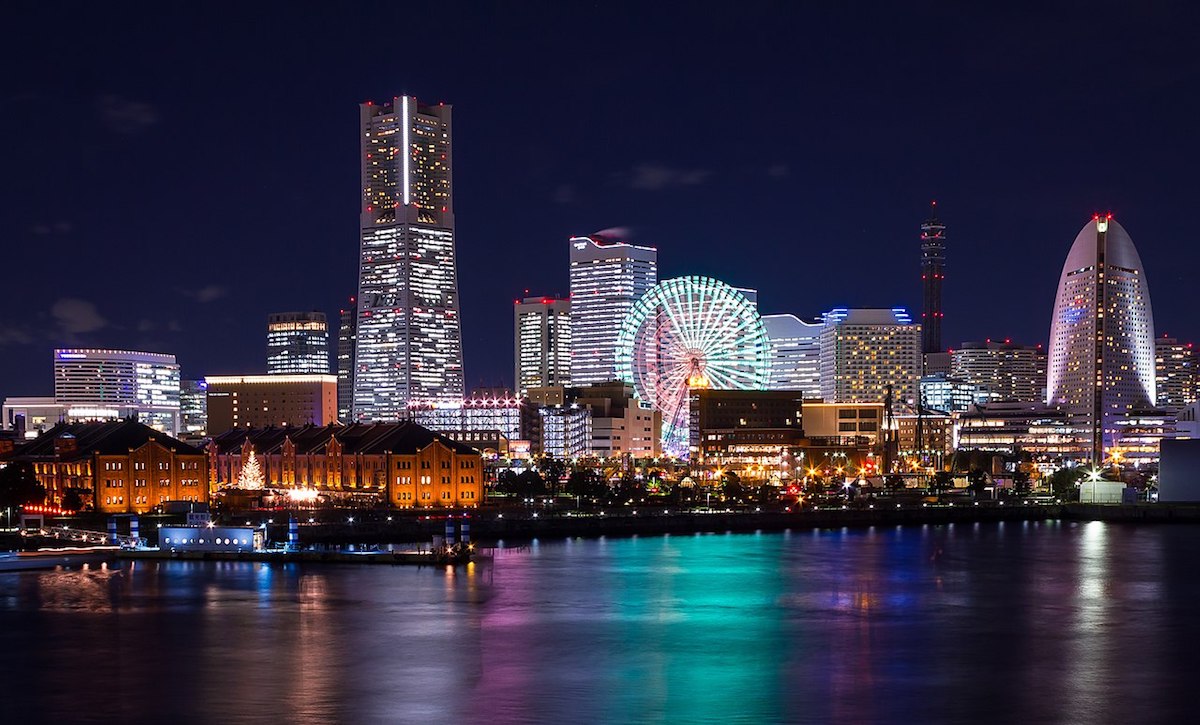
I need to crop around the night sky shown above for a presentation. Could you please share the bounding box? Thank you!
[4,1,1199,402]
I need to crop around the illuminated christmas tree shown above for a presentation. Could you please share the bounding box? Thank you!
[238,449,264,490]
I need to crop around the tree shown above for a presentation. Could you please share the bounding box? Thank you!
[930,471,954,496]
[722,472,743,502]
[885,474,906,493]
[0,461,46,510]
[1047,467,1085,500]
[966,468,989,499]
[238,449,264,489]
[1012,470,1032,496]
[62,487,87,512]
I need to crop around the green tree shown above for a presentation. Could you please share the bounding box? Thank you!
[61,487,87,512]
[885,474,906,493]
[722,471,743,502]
[0,461,47,511]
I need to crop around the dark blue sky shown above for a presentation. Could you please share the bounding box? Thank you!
[3,1,1199,401]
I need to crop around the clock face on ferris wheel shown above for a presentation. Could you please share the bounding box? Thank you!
[615,275,771,457]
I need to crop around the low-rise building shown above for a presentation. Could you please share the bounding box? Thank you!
[207,422,484,508]
[6,420,207,513]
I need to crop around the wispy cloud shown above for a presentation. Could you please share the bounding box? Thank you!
[51,298,108,335]
[767,163,790,178]
[97,94,160,134]
[552,183,576,204]
[627,163,712,191]
[0,325,34,345]
[178,284,228,303]
[31,220,73,235]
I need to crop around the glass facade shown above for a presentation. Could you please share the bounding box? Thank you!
[514,296,571,396]
[569,236,657,387]
[1047,217,1155,461]
[53,349,181,434]
[267,311,330,374]
[761,314,822,398]
[353,97,464,419]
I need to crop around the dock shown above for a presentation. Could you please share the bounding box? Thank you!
[117,547,476,566]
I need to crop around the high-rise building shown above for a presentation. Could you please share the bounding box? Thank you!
[353,96,464,420]
[920,202,946,356]
[54,348,181,434]
[1155,335,1196,413]
[336,300,356,422]
[1047,215,1155,464]
[569,235,657,386]
[818,309,921,405]
[180,379,208,435]
[761,314,822,398]
[514,296,571,396]
[205,374,338,433]
[951,340,1046,402]
[267,311,330,374]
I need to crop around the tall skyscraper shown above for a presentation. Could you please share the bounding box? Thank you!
[569,235,657,386]
[761,314,823,398]
[920,202,946,356]
[1047,215,1155,464]
[951,340,1046,402]
[337,299,356,422]
[818,308,921,405]
[353,96,464,420]
[54,348,181,434]
[1154,335,1196,413]
[514,296,571,396]
[267,312,330,374]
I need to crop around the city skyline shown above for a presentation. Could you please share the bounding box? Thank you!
[3,4,1200,403]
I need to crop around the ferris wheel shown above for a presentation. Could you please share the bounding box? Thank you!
[615,276,771,457]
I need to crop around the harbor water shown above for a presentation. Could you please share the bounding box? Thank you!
[1,520,1196,723]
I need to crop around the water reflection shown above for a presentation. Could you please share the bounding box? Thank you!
[1,523,1197,723]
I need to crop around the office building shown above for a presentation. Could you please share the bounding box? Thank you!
[54,348,181,434]
[761,314,822,398]
[688,389,805,476]
[1047,215,1156,464]
[818,309,921,406]
[353,96,464,420]
[267,311,330,374]
[337,300,356,421]
[205,374,338,433]
[569,235,657,386]
[514,296,571,396]
[800,402,885,444]
[539,405,592,458]
[408,393,524,442]
[951,340,1045,402]
[1155,336,1196,413]
[208,422,483,508]
[920,202,946,355]
[920,373,990,414]
[180,379,208,436]
[8,420,207,513]
[957,401,1088,459]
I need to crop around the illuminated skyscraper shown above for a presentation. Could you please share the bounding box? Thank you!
[267,311,330,374]
[1154,335,1195,413]
[337,299,356,422]
[951,340,1045,402]
[53,348,181,434]
[514,296,571,396]
[1047,215,1155,464]
[353,96,464,420]
[818,308,921,405]
[569,235,657,386]
[761,314,822,398]
[920,202,946,356]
